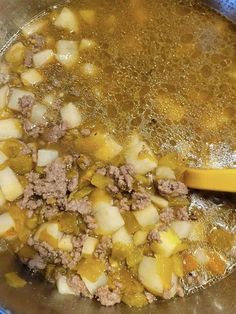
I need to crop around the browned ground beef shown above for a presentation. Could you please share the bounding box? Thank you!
[147,229,161,242]
[45,123,67,143]
[94,236,112,260]
[159,207,175,224]
[107,164,134,192]
[19,95,35,118]
[131,190,151,210]
[176,206,189,221]
[24,50,33,67]
[28,34,45,52]
[96,285,121,306]
[157,179,188,196]
[80,128,91,137]
[67,275,92,298]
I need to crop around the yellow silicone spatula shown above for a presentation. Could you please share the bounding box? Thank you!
[184,168,236,193]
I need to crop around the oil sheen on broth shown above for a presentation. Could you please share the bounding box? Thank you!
[15,0,236,166]
[0,0,236,307]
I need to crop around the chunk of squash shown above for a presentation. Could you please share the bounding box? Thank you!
[0,167,23,201]
[54,7,79,33]
[60,103,81,129]
[56,41,78,67]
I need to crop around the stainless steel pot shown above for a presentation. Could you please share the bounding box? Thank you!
[0,1,235,313]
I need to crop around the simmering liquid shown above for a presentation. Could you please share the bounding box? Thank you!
[0,0,235,307]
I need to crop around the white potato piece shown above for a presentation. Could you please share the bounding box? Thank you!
[170,220,192,239]
[125,134,157,175]
[82,236,98,256]
[0,167,23,201]
[94,202,125,234]
[79,9,96,25]
[60,103,81,129]
[8,88,35,111]
[81,63,98,76]
[33,49,54,68]
[194,248,209,265]
[56,40,78,67]
[5,42,25,65]
[138,256,163,296]
[34,222,62,242]
[54,7,79,33]
[37,149,59,167]
[79,39,96,50]
[0,85,9,109]
[31,103,47,124]
[155,228,181,257]
[0,151,8,164]
[0,189,6,207]
[0,119,22,140]
[133,204,159,227]
[58,235,73,252]
[94,134,123,162]
[0,212,15,237]
[156,166,176,180]
[133,230,148,246]
[57,276,75,295]
[21,69,43,86]
[22,19,48,37]
[150,194,169,209]
[112,226,132,245]
[82,273,107,295]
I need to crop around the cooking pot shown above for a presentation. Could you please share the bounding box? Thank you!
[0,1,235,313]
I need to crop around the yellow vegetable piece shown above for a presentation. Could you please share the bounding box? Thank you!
[122,293,148,308]
[172,242,189,254]
[9,155,33,175]
[39,229,59,249]
[76,257,106,282]
[155,254,173,289]
[112,243,131,261]
[18,245,36,259]
[126,247,143,268]
[91,173,112,189]
[122,211,140,234]
[5,272,27,288]
[172,254,184,277]
[90,188,112,205]
[8,205,29,243]
[69,186,94,201]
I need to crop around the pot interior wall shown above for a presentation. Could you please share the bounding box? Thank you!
[0,1,235,313]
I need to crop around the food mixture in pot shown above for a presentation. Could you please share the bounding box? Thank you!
[0,0,235,307]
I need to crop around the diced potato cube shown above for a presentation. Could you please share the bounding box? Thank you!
[34,222,62,243]
[194,248,209,265]
[0,85,9,109]
[82,236,98,256]
[81,63,98,76]
[94,203,125,234]
[170,220,192,239]
[33,49,55,68]
[8,88,35,111]
[138,256,163,296]
[0,167,23,201]
[57,276,75,295]
[0,150,8,164]
[81,273,107,295]
[156,166,176,180]
[133,230,148,246]
[0,189,6,206]
[22,19,48,37]
[112,226,132,245]
[79,9,96,25]
[125,134,157,175]
[153,228,181,257]
[5,42,25,65]
[60,103,81,129]
[94,135,123,162]
[150,195,169,209]
[37,149,58,167]
[56,40,78,67]
[21,69,43,86]
[31,103,47,124]
[0,212,15,237]
[79,39,96,50]
[58,235,73,252]
[54,7,79,33]
[133,204,159,227]
[0,119,22,140]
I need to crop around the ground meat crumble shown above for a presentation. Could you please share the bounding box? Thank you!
[156,179,188,197]
[96,285,121,306]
